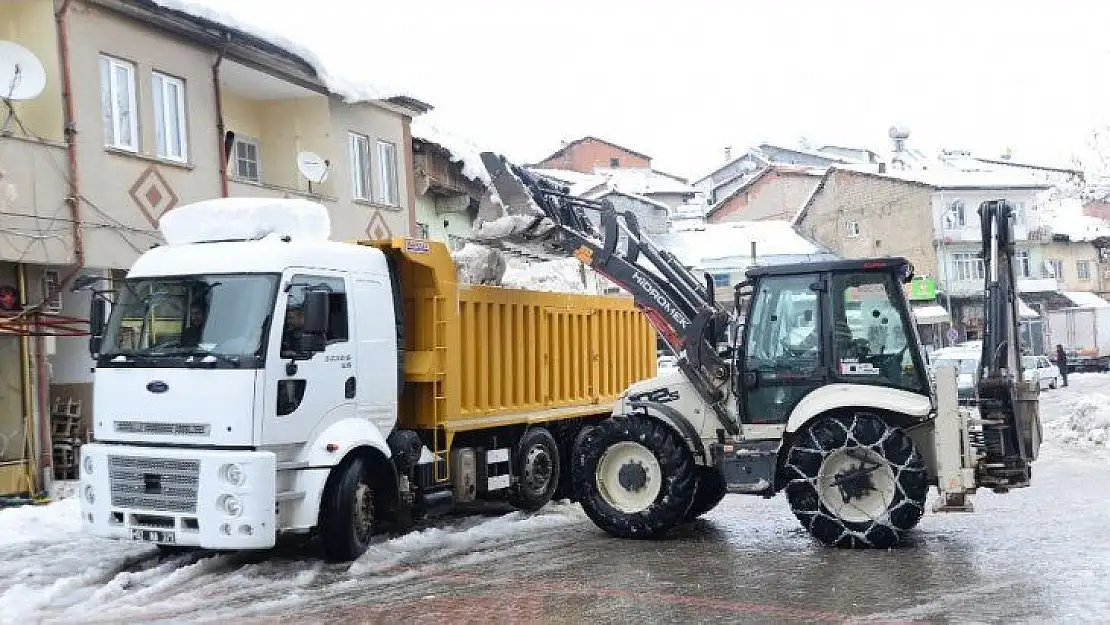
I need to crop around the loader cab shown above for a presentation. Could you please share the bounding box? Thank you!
[733,258,930,425]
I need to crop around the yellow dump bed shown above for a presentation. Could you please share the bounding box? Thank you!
[365,239,657,438]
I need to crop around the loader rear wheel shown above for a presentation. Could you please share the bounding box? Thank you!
[684,467,727,520]
[573,415,695,539]
[784,413,927,549]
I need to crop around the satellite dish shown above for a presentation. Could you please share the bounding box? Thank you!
[296,151,329,184]
[0,41,46,101]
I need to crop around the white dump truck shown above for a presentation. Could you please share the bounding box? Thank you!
[76,198,656,561]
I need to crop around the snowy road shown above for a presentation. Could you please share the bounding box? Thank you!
[3,374,1109,624]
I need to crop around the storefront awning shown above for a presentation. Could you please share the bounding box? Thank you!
[912,304,950,325]
[1061,291,1110,308]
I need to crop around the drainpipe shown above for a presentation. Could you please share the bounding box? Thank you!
[212,32,231,197]
[54,0,86,290]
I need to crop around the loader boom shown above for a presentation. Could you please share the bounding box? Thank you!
[478,153,738,434]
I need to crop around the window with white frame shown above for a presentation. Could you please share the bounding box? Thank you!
[233,136,261,183]
[1048,259,1064,280]
[152,71,188,161]
[99,55,138,151]
[42,270,62,314]
[1015,250,1031,278]
[415,222,430,239]
[375,140,399,206]
[349,132,371,200]
[1011,201,1026,225]
[1077,259,1092,281]
[845,220,861,237]
[944,199,966,229]
[953,252,984,281]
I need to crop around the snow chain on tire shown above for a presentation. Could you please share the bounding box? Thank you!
[783,413,927,549]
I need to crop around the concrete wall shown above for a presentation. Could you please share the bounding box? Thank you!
[795,170,938,278]
[1039,240,1103,293]
[535,139,651,173]
[0,0,65,142]
[709,170,822,223]
[67,4,224,269]
[0,137,73,264]
[328,100,413,240]
[596,193,669,235]
[413,196,474,250]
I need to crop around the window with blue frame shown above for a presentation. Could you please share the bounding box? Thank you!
[711,273,730,287]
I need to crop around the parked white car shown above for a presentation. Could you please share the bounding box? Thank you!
[657,354,679,373]
[1022,355,1060,390]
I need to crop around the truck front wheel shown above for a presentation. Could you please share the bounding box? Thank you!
[572,415,695,539]
[320,457,376,562]
[783,413,927,549]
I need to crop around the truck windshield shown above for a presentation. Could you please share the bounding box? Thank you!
[100,274,279,365]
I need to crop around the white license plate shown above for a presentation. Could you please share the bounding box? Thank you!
[131,528,175,543]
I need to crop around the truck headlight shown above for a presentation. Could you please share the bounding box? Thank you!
[218,494,243,517]
[83,455,94,475]
[84,485,95,504]
[220,463,246,487]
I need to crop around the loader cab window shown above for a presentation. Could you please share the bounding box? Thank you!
[830,272,925,393]
[744,275,821,374]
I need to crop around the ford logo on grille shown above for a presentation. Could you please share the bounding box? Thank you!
[146,380,169,394]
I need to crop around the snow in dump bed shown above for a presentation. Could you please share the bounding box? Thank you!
[451,243,506,285]
[501,257,588,293]
[149,0,421,104]
[158,197,331,245]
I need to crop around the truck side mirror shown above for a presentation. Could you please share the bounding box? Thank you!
[299,288,330,353]
[88,297,107,357]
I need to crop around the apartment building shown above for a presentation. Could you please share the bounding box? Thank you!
[0,0,429,494]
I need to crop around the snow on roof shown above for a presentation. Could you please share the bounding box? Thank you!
[654,221,830,271]
[1037,196,1110,242]
[411,116,491,186]
[829,163,1055,190]
[589,167,695,196]
[150,0,426,106]
[527,168,609,196]
[1062,291,1110,308]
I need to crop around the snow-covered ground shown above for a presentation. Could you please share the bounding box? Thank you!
[2,375,1108,622]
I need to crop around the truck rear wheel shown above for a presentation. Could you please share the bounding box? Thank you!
[572,415,695,539]
[320,457,376,562]
[684,466,727,520]
[784,413,927,549]
[509,427,561,511]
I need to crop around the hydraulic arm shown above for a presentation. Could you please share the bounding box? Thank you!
[477,153,738,434]
[975,199,1041,490]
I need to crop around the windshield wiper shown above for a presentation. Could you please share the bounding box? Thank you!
[182,351,242,368]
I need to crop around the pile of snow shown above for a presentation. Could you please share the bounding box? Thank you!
[1045,395,1110,448]
[451,243,506,285]
[501,257,588,293]
[0,497,81,547]
[150,0,421,103]
[158,197,331,245]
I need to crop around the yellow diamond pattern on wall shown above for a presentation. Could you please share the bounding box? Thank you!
[128,165,179,228]
[366,209,392,240]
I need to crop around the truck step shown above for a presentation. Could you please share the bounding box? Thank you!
[710,440,779,496]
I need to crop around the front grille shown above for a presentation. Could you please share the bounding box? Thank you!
[115,421,211,437]
[109,455,200,513]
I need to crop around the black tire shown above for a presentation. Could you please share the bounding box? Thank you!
[508,427,561,511]
[572,415,695,539]
[684,466,727,520]
[156,545,197,557]
[783,413,927,549]
[1050,378,1057,390]
[319,457,376,562]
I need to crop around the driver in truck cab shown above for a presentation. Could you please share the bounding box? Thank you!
[178,302,207,347]
[280,304,305,358]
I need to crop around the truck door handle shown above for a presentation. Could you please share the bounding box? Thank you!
[345,377,356,398]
